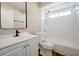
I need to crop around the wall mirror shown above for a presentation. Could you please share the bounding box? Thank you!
[0,2,27,29]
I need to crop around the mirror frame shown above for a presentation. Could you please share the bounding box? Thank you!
[0,2,1,28]
[0,2,27,29]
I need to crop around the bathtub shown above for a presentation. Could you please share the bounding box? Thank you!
[40,37,79,56]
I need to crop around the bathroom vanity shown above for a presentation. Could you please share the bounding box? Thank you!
[0,2,39,56]
[0,33,39,56]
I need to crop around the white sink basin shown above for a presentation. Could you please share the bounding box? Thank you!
[0,32,37,49]
[13,33,33,39]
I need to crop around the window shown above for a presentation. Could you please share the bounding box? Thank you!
[49,14,59,18]
[49,11,71,18]
[59,11,71,16]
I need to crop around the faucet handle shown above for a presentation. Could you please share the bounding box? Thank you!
[16,29,20,33]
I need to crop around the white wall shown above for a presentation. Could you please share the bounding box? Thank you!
[41,2,79,43]
[27,2,41,34]
[76,5,79,43]
[47,15,75,42]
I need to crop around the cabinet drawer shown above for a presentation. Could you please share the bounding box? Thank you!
[0,41,25,56]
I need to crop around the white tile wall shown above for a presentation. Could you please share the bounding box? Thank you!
[41,3,79,44]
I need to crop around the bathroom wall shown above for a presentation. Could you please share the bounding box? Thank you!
[41,2,79,43]
[27,2,41,34]
[47,15,75,42]
[0,29,27,35]
[0,2,41,35]
[76,5,79,43]
[37,2,53,8]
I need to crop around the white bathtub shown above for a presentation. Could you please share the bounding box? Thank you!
[40,37,79,56]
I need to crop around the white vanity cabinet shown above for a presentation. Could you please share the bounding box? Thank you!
[26,38,38,56]
[0,36,38,56]
[5,47,25,56]
[0,41,26,56]
[3,43,26,56]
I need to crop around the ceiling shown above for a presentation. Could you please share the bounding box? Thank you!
[4,2,53,13]
[36,2,53,8]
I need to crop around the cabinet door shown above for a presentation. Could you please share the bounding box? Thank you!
[26,39,38,56]
[4,46,25,56]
